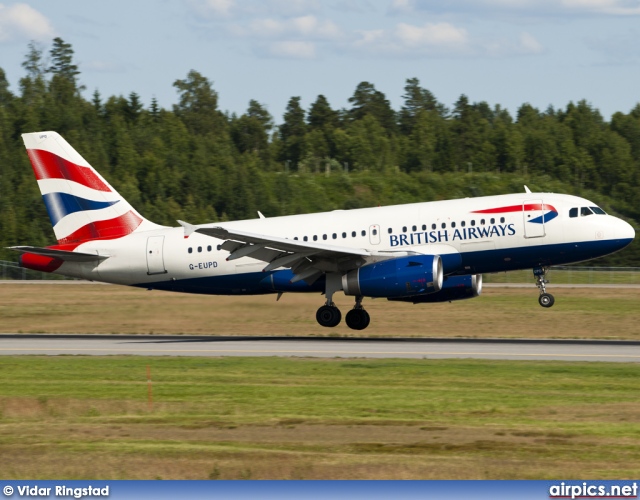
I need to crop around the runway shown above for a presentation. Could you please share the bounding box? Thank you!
[1,334,640,362]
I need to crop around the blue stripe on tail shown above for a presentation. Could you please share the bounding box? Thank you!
[42,192,119,226]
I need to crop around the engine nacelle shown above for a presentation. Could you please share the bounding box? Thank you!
[342,255,443,298]
[389,274,482,303]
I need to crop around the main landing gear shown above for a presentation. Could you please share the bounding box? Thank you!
[316,299,371,330]
[315,273,371,330]
[533,266,555,308]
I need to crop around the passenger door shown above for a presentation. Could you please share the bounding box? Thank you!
[523,200,545,238]
[146,235,167,275]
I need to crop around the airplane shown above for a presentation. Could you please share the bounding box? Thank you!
[8,131,636,330]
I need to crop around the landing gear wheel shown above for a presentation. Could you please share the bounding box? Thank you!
[316,305,342,327]
[538,293,555,308]
[345,308,371,330]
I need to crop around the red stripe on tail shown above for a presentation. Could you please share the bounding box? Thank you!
[27,149,111,192]
[57,211,143,245]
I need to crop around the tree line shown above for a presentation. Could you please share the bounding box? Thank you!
[0,38,638,265]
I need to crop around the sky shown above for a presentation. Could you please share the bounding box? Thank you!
[0,0,639,123]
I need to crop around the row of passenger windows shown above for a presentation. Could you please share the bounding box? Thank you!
[290,217,507,242]
[188,245,214,254]
[391,217,506,233]
[296,230,368,242]
[569,206,606,218]
[186,216,511,252]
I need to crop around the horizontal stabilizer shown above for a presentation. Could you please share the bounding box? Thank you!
[7,246,109,262]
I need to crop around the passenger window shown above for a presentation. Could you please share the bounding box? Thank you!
[323,234,327,240]
[388,228,392,234]
[461,221,466,227]
[431,223,436,230]
[402,226,407,233]
[480,219,485,225]
[412,225,417,231]
[441,222,446,229]
[451,222,456,228]
[422,224,427,231]
[188,247,193,254]
[569,208,578,218]
[471,220,475,226]
[304,236,308,241]
[197,246,202,253]
[490,218,495,224]
[342,232,347,238]
[361,230,366,236]
[207,245,212,252]
[294,237,298,240]
[313,235,318,241]
[352,231,356,237]
[500,217,505,223]
[332,233,337,239]
[372,229,378,236]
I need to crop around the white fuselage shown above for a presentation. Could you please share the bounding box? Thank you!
[57,192,635,295]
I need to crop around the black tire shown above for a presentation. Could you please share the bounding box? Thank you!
[345,309,370,330]
[316,305,341,327]
[538,293,555,308]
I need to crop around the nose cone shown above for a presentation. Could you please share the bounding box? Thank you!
[617,218,636,242]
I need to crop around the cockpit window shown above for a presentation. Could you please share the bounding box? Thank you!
[580,207,593,216]
[591,206,607,215]
[569,208,578,218]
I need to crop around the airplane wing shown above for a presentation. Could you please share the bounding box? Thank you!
[178,221,391,284]
[8,246,109,262]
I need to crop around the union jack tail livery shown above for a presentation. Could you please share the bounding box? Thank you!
[8,131,635,330]
[23,132,158,247]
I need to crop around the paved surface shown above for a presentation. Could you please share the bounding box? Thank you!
[1,335,639,362]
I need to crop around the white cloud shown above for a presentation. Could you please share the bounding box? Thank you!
[204,0,234,16]
[388,0,415,15]
[395,22,469,49]
[237,15,342,40]
[186,0,236,18]
[518,32,544,53]
[263,40,316,59]
[0,3,55,42]
[561,0,640,15]
[352,21,544,58]
[386,0,640,17]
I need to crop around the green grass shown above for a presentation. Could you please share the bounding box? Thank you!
[1,356,640,479]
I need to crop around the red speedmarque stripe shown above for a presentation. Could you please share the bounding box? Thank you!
[472,203,557,214]
[57,210,143,245]
[27,148,111,192]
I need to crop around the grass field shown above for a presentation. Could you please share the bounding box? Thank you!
[0,283,639,339]
[1,284,639,479]
[0,356,639,479]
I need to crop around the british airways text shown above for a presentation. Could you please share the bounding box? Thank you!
[390,223,516,247]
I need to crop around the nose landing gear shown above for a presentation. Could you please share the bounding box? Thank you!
[533,266,555,308]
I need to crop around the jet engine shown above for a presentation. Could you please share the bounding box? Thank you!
[389,274,482,303]
[342,255,443,298]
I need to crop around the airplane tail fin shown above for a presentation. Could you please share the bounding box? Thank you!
[22,131,160,247]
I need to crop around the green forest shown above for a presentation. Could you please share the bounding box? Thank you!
[1,38,639,265]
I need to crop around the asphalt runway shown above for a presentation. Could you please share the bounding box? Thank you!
[1,334,640,362]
